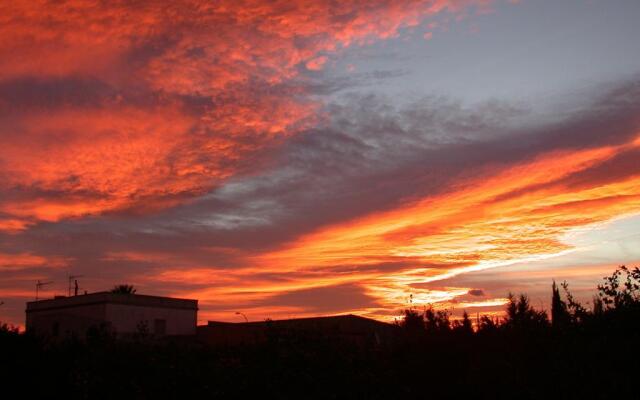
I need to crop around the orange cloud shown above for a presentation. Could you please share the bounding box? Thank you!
[306,56,328,71]
[0,219,29,233]
[109,132,640,322]
[0,252,69,270]
[251,135,640,317]
[0,0,479,230]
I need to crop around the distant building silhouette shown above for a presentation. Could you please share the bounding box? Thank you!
[25,292,396,345]
[26,292,198,339]
[197,314,397,347]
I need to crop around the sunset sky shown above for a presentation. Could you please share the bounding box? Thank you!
[2,0,640,327]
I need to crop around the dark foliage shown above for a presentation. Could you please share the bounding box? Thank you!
[597,265,640,308]
[1,266,639,399]
[110,284,137,294]
[551,280,570,329]
[503,292,550,332]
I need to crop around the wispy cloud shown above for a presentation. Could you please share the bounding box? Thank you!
[0,0,481,230]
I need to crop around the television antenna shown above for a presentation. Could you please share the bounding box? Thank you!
[68,275,84,296]
[35,280,52,301]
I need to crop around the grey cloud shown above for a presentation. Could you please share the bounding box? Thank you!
[302,69,410,95]
[161,77,640,247]
[0,77,117,111]
[1,77,640,327]
[8,78,640,253]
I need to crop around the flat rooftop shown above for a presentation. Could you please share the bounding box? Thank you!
[206,314,394,330]
[26,292,198,313]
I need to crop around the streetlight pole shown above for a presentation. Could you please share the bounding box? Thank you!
[235,311,248,323]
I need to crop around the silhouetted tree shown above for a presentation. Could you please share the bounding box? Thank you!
[424,305,451,334]
[400,308,424,334]
[452,310,473,335]
[560,281,588,323]
[477,315,499,333]
[592,295,604,316]
[597,265,640,309]
[0,322,18,335]
[551,280,570,329]
[503,293,549,330]
[110,284,137,294]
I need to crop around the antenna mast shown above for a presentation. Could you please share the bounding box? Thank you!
[68,275,84,296]
[35,280,53,301]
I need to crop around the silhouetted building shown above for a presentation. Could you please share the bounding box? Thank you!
[197,314,397,347]
[26,292,198,338]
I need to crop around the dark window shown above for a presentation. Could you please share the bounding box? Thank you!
[154,319,166,335]
[52,321,59,336]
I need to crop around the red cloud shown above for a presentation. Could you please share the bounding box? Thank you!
[0,0,481,230]
[0,252,69,271]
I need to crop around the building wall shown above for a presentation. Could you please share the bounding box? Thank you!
[26,303,108,337]
[197,315,398,347]
[105,303,196,336]
[25,293,198,338]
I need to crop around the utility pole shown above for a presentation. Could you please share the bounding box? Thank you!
[36,280,52,301]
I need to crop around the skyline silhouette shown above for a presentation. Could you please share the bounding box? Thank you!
[3,265,639,398]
